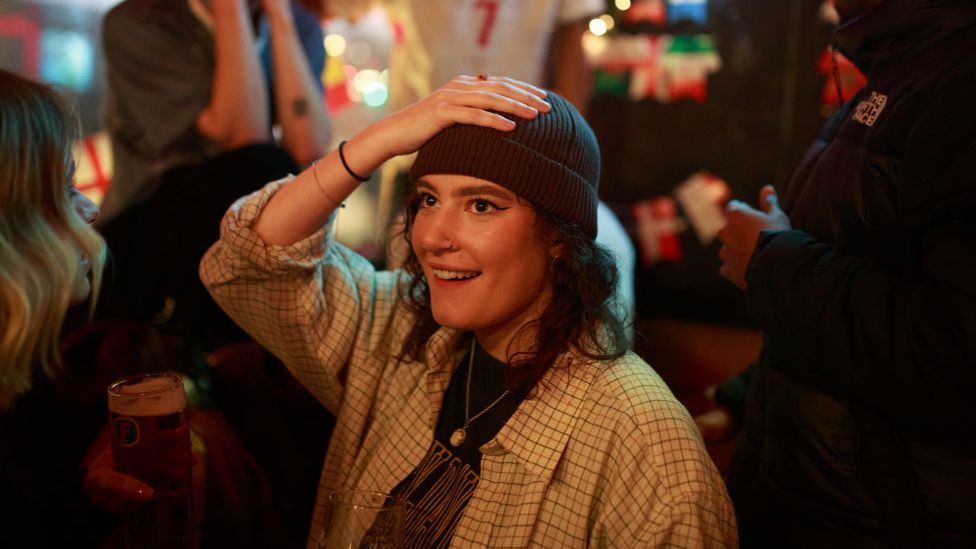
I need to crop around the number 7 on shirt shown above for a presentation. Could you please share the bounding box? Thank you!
[476,0,498,48]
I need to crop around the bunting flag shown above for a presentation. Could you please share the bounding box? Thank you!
[624,0,666,25]
[323,53,353,114]
[623,34,720,103]
[674,171,729,245]
[0,14,40,76]
[589,0,721,103]
[72,131,113,206]
[816,47,866,109]
[632,196,685,266]
[593,67,630,97]
[660,34,721,102]
[628,35,667,101]
[667,0,708,25]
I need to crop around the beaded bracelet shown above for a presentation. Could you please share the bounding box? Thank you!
[338,140,370,182]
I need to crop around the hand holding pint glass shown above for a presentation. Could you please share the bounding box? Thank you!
[108,372,192,548]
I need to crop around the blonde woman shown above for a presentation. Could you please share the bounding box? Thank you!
[0,69,114,546]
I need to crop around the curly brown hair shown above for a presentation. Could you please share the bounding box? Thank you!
[395,191,629,397]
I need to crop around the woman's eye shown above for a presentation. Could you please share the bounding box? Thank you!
[420,193,437,207]
[472,199,495,213]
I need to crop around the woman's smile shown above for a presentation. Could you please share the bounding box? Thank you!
[430,267,480,281]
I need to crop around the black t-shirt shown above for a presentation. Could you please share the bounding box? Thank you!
[390,339,520,548]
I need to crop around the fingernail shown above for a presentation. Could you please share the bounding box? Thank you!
[136,485,154,498]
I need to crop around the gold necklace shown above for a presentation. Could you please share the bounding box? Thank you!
[449,338,511,447]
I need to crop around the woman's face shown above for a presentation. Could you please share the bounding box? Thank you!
[68,184,99,304]
[411,174,557,353]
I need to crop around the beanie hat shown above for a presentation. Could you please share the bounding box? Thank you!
[410,91,601,239]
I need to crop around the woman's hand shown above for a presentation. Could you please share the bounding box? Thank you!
[252,75,551,246]
[365,75,551,159]
[82,438,154,514]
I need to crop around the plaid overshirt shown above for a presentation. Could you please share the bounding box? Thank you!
[200,178,738,548]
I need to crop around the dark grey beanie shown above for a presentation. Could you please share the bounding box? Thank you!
[410,91,601,239]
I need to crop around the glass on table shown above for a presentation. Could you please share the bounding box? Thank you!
[319,490,406,549]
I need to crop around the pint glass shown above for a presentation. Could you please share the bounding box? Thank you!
[108,372,192,549]
[319,490,405,548]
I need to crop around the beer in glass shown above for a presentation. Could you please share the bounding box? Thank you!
[108,372,191,548]
[319,490,405,548]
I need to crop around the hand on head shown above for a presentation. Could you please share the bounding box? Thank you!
[368,75,551,159]
[251,75,556,248]
[717,184,791,290]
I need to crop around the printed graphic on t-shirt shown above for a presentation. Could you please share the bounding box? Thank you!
[394,440,479,548]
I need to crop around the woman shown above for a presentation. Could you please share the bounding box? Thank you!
[0,69,106,407]
[0,69,116,546]
[201,76,736,547]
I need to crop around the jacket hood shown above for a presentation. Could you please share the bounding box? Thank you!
[833,0,976,74]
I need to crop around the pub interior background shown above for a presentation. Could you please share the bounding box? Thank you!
[1,0,863,472]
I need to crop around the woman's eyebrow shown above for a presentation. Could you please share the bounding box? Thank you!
[415,179,516,200]
[452,185,514,200]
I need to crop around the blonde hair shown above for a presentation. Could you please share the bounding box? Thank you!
[0,70,107,410]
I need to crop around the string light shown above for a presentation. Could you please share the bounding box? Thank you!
[589,17,609,36]
[324,34,347,57]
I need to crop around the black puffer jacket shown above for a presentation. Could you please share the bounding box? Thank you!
[721,1,976,547]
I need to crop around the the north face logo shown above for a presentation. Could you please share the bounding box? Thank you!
[852,91,888,126]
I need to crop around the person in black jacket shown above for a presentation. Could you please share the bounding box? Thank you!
[699,0,976,546]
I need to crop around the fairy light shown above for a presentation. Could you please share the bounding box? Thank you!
[362,83,388,107]
[588,17,608,36]
[324,34,347,57]
[615,0,631,10]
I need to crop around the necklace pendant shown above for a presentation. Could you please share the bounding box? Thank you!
[450,427,466,447]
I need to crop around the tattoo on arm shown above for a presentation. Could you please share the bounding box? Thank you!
[291,97,309,117]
